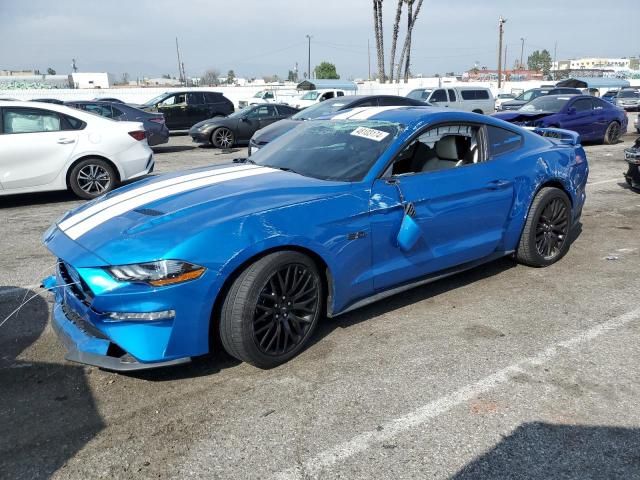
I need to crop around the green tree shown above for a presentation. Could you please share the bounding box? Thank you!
[528,49,552,75]
[287,69,298,82]
[314,61,340,79]
[46,67,56,75]
[226,69,235,84]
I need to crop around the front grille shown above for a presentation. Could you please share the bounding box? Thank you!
[58,260,94,304]
[61,302,109,340]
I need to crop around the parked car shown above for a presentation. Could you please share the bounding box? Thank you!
[493,95,627,144]
[43,106,588,370]
[65,100,169,146]
[615,89,640,111]
[92,97,124,103]
[498,88,582,111]
[602,90,618,104]
[494,93,516,110]
[248,95,427,155]
[290,89,347,109]
[0,101,153,199]
[634,115,639,134]
[405,86,494,113]
[189,103,299,148]
[30,98,64,105]
[624,137,640,191]
[138,91,234,130]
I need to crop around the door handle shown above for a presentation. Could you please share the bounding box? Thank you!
[486,179,511,190]
[57,138,76,144]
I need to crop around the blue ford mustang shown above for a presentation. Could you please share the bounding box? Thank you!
[43,107,589,370]
[494,94,627,145]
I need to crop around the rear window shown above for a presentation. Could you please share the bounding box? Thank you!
[487,125,522,156]
[460,90,490,100]
[204,92,221,103]
[187,92,205,104]
[619,90,640,98]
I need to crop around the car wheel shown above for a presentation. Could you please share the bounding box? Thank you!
[211,127,234,148]
[68,158,117,199]
[603,121,621,145]
[516,187,572,267]
[220,251,323,368]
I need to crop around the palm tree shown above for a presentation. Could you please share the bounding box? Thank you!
[396,0,424,83]
[373,0,385,82]
[389,0,404,83]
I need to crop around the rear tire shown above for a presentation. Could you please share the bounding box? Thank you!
[68,158,117,199]
[516,187,572,267]
[220,251,323,368]
[603,121,621,145]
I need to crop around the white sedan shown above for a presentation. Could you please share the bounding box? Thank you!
[0,100,154,199]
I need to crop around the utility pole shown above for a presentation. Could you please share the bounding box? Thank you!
[306,34,312,80]
[498,16,506,89]
[368,39,371,81]
[175,37,183,85]
[520,37,525,70]
[553,41,558,80]
[504,44,508,78]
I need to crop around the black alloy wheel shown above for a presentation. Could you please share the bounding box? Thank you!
[220,251,323,368]
[253,264,319,356]
[211,127,234,148]
[604,121,621,145]
[534,197,569,260]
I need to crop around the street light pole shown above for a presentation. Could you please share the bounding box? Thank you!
[498,16,506,89]
[520,37,525,70]
[306,34,312,80]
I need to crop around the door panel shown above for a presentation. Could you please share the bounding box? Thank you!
[370,160,515,291]
[561,98,594,139]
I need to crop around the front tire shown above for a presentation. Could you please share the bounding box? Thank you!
[220,251,323,368]
[68,158,117,199]
[603,121,621,145]
[516,187,572,267]
[211,127,234,148]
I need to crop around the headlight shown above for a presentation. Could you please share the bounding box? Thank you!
[106,260,205,286]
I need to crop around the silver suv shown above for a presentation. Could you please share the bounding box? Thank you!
[616,89,640,111]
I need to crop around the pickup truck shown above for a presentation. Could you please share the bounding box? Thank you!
[238,90,300,108]
[290,89,346,109]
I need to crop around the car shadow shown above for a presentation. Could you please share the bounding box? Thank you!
[152,145,197,154]
[452,422,640,479]
[0,287,105,479]
[0,190,79,209]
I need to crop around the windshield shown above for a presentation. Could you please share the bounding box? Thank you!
[407,89,431,101]
[291,99,349,120]
[619,90,640,98]
[300,91,320,100]
[497,94,515,99]
[253,91,266,98]
[228,106,253,118]
[517,90,548,101]
[520,96,571,113]
[141,93,169,107]
[250,120,403,181]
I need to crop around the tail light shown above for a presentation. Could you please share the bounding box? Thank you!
[128,130,146,141]
[149,117,165,124]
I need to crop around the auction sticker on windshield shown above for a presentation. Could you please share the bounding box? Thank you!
[350,126,390,142]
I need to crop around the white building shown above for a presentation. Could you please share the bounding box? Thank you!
[553,57,636,72]
[70,72,113,89]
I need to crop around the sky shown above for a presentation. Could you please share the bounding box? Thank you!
[1,0,638,80]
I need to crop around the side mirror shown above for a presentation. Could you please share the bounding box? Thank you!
[567,107,576,115]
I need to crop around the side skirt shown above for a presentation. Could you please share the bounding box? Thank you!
[330,251,514,318]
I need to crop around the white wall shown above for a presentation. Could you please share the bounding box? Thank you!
[3,78,639,108]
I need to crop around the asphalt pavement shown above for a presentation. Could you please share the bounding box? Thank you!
[1,129,639,480]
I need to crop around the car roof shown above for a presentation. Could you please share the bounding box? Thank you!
[0,100,114,121]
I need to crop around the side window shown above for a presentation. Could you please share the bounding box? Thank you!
[2,108,61,134]
[430,89,448,103]
[448,89,457,101]
[204,92,220,103]
[84,104,113,118]
[591,98,606,110]
[264,92,274,99]
[159,95,176,106]
[460,90,473,100]
[486,126,522,157]
[322,92,335,101]
[337,91,344,97]
[476,90,490,99]
[389,124,483,176]
[111,106,125,119]
[187,92,204,105]
[572,99,592,112]
[356,99,377,107]
[265,105,278,116]
[248,106,269,118]
[61,114,86,131]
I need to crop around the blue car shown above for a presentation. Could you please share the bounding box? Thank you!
[494,94,627,144]
[43,107,589,370]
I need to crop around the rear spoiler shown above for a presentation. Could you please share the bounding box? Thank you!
[524,127,580,146]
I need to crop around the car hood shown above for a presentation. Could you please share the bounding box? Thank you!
[46,164,350,265]
[251,118,302,144]
[190,117,234,131]
[500,100,527,108]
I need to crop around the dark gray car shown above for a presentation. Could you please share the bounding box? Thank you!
[498,88,582,111]
[248,95,427,155]
[65,100,170,146]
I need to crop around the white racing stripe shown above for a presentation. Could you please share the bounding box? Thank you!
[59,164,259,231]
[65,167,278,240]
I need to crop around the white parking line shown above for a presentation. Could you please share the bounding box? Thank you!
[273,307,640,480]
[587,178,620,186]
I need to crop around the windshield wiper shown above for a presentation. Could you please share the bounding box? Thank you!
[269,165,303,176]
